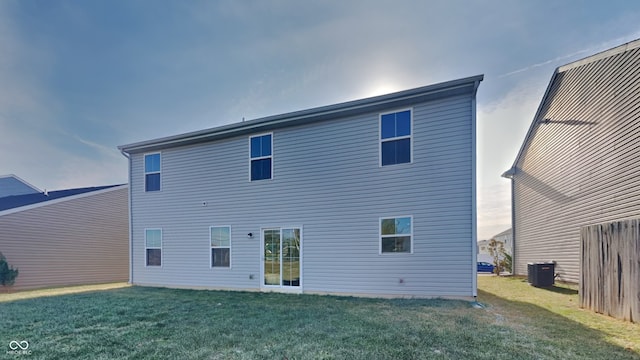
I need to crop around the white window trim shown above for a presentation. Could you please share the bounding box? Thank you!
[144,228,163,267]
[379,215,413,255]
[379,108,413,167]
[210,225,232,269]
[144,152,162,192]
[248,132,274,182]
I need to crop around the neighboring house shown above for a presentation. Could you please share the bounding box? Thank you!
[476,240,493,263]
[119,75,483,299]
[476,228,511,264]
[477,239,489,254]
[0,174,41,197]
[0,184,129,290]
[502,39,640,283]
[492,228,512,255]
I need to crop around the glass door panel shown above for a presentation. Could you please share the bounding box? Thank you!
[282,228,300,287]
[263,229,280,286]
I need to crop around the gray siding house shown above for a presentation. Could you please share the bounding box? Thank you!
[0,184,129,290]
[503,39,640,283]
[119,75,483,298]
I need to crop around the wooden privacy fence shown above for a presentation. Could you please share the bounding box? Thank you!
[580,219,640,323]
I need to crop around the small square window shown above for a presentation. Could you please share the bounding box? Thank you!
[381,138,411,166]
[380,217,412,253]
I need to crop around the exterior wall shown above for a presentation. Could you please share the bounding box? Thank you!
[129,95,476,297]
[0,187,129,290]
[512,46,640,282]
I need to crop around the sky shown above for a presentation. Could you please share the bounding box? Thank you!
[1,1,640,240]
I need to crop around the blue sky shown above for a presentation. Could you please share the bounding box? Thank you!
[1,1,639,239]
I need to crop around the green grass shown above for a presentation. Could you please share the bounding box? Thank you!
[478,275,640,355]
[0,278,637,359]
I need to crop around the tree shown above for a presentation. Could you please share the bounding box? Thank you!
[0,252,19,288]
[487,239,506,275]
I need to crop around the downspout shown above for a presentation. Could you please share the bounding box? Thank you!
[501,168,516,276]
[120,149,134,285]
[510,178,516,275]
[471,78,481,298]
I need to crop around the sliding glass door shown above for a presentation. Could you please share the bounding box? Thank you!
[262,227,301,291]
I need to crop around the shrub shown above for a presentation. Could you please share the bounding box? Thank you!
[502,251,512,273]
[0,252,19,287]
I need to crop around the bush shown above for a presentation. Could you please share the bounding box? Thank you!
[502,251,512,273]
[0,252,19,287]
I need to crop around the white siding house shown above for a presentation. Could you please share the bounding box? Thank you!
[477,229,512,264]
[503,39,640,283]
[119,75,483,298]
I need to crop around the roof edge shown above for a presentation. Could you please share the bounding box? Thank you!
[0,184,128,217]
[119,75,484,153]
[558,38,640,73]
[0,174,41,193]
[503,69,560,176]
[505,38,640,176]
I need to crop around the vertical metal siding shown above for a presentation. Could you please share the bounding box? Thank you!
[130,95,475,297]
[0,187,129,290]
[513,47,640,282]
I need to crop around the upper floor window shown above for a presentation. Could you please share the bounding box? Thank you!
[144,153,161,191]
[250,134,272,181]
[380,216,412,254]
[380,110,412,166]
[211,226,231,268]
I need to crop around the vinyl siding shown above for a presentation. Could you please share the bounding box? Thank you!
[129,95,475,297]
[513,45,640,282]
[0,187,129,290]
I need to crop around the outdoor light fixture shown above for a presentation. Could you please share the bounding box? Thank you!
[247,232,253,238]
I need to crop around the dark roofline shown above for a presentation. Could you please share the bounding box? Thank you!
[119,75,484,154]
[0,184,127,213]
[502,38,640,178]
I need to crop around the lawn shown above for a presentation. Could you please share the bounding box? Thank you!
[0,278,637,359]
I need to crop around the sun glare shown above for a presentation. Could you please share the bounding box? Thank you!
[367,83,400,97]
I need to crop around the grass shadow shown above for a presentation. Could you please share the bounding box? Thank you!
[478,289,639,358]
[478,276,640,357]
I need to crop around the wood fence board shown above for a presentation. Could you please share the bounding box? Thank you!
[580,219,639,323]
